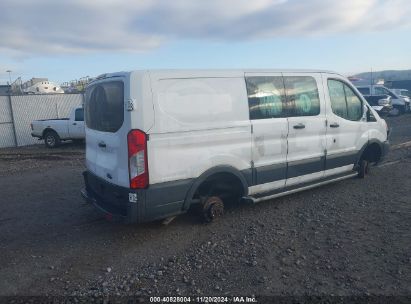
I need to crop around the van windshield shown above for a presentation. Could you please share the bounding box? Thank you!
[85,81,124,132]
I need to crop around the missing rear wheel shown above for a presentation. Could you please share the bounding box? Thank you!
[201,196,224,223]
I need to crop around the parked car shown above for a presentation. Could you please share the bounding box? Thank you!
[31,107,84,148]
[390,88,410,98]
[390,88,411,106]
[356,85,409,115]
[362,94,392,116]
[81,70,389,224]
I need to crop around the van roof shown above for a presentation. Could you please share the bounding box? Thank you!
[93,69,341,81]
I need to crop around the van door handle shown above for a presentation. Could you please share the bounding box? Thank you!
[72,123,77,125]
[293,123,305,129]
[330,123,340,128]
[98,142,106,148]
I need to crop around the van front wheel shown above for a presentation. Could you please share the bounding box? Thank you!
[201,196,224,223]
[358,159,369,179]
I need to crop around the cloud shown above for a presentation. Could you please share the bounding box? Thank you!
[0,0,410,55]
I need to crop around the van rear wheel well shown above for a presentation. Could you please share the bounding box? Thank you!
[192,172,245,205]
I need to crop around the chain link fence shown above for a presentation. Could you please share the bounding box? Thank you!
[0,94,84,148]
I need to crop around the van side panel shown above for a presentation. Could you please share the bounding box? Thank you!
[129,71,155,133]
[148,77,252,185]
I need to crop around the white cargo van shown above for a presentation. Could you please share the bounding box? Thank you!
[81,70,389,223]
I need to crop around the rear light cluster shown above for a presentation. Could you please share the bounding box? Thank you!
[127,130,149,189]
[30,123,33,130]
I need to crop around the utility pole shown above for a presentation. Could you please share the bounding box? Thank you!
[6,70,12,84]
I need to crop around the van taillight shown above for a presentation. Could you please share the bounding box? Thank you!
[127,130,149,189]
[30,123,33,130]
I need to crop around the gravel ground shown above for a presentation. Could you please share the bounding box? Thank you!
[0,115,410,302]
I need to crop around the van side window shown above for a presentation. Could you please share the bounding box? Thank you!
[344,85,363,121]
[75,108,84,121]
[367,106,377,122]
[328,80,348,119]
[328,80,363,121]
[283,76,320,117]
[245,76,286,119]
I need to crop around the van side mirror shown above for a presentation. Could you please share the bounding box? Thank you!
[362,105,368,121]
[365,105,376,122]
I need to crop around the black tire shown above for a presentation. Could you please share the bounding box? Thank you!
[389,106,401,117]
[400,105,406,115]
[44,131,61,148]
[358,159,369,179]
[201,196,224,223]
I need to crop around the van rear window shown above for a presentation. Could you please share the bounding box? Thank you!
[85,81,124,132]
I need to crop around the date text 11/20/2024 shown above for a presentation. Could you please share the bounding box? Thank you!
[149,296,257,303]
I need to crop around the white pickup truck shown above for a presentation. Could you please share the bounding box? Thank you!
[31,107,85,148]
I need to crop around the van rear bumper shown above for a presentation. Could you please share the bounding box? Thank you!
[80,187,127,222]
[81,170,190,224]
[81,171,144,223]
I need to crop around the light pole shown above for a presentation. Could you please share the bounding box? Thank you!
[6,70,12,84]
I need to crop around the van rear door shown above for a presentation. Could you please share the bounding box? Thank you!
[85,78,130,188]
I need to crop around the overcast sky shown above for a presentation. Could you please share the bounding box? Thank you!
[1,0,411,84]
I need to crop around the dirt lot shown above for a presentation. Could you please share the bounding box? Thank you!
[0,116,410,301]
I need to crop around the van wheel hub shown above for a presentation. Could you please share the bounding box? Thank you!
[202,196,224,223]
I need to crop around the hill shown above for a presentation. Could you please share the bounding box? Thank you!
[354,69,411,81]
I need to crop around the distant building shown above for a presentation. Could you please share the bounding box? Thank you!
[61,76,93,93]
[21,78,64,94]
